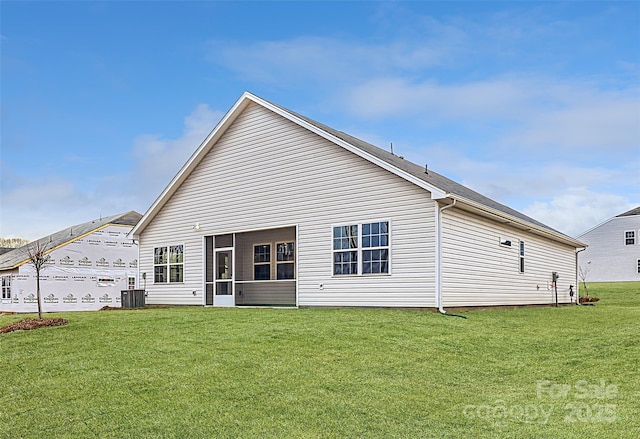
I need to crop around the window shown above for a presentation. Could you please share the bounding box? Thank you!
[128,276,136,290]
[637,259,640,274]
[254,244,271,280]
[154,245,184,283]
[276,242,295,279]
[519,241,525,273]
[1,275,11,299]
[625,231,636,245]
[333,222,390,276]
[333,225,358,275]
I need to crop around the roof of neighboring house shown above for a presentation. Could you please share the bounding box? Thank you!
[576,206,640,238]
[616,206,640,217]
[0,211,142,270]
[130,92,584,247]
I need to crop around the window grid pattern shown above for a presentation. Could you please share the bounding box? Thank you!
[519,241,525,273]
[276,242,295,280]
[333,225,358,275]
[362,222,389,274]
[154,245,184,283]
[333,222,390,276]
[254,244,271,280]
[625,231,636,245]
[1,275,11,299]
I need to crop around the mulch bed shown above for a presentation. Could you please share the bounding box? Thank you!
[0,318,69,334]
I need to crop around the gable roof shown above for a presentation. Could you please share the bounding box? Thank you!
[130,92,584,248]
[576,206,640,238]
[616,206,640,217]
[0,211,142,270]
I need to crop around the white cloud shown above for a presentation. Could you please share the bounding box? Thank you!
[345,76,536,121]
[126,104,223,208]
[344,76,639,155]
[207,32,461,85]
[0,104,223,240]
[0,169,120,240]
[405,146,638,236]
[523,188,636,238]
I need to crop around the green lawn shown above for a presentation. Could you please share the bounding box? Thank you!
[1,283,639,438]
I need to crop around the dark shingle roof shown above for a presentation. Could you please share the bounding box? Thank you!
[616,206,640,217]
[0,211,142,270]
[274,102,560,234]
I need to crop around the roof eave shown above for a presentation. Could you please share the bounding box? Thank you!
[447,195,587,248]
[130,91,449,239]
[129,94,255,238]
[1,215,140,270]
[249,94,448,199]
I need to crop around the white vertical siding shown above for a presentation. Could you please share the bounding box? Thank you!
[577,216,640,282]
[441,208,577,307]
[139,102,437,307]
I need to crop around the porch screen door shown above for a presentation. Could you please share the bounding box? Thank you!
[214,248,234,307]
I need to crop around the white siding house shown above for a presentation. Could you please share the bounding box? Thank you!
[0,212,141,312]
[130,92,585,310]
[576,207,640,282]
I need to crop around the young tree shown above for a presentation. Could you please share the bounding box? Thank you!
[26,239,52,319]
[578,263,590,299]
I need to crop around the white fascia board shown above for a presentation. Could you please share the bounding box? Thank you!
[129,94,253,238]
[450,195,587,248]
[248,94,448,200]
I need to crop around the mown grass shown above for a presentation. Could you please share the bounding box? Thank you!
[1,282,638,438]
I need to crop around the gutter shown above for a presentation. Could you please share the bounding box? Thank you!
[436,199,456,314]
[447,195,585,249]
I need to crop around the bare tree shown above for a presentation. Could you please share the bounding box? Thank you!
[578,263,590,299]
[26,239,52,319]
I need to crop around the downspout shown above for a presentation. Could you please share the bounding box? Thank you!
[575,248,586,305]
[132,237,142,293]
[436,198,456,314]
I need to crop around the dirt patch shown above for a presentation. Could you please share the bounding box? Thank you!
[0,318,69,334]
[100,305,172,310]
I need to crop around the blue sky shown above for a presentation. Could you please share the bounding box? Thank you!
[1,1,639,240]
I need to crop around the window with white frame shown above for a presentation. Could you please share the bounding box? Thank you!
[1,275,11,299]
[276,242,295,280]
[625,231,636,245]
[154,245,184,283]
[333,222,390,276]
[519,241,525,273]
[362,222,389,274]
[254,244,271,280]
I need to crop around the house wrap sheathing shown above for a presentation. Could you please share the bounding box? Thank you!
[0,212,141,312]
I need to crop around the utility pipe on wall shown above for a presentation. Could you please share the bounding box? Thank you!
[435,198,456,314]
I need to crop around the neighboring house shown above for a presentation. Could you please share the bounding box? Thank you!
[129,92,585,310]
[576,207,640,282]
[0,212,142,312]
